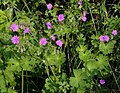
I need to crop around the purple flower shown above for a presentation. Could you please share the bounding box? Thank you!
[104,35,110,42]
[40,38,47,46]
[10,23,18,32]
[100,79,105,85]
[99,35,105,42]
[47,3,53,10]
[11,35,20,44]
[52,34,55,41]
[78,1,82,5]
[99,35,110,42]
[56,40,63,47]
[58,14,64,22]
[24,27,30,34]
[46,22,52,29]
[112,30,118,36]
[83,11,86,16]
[82,16,87,22]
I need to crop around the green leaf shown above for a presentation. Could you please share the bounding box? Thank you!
[45,53,65,66]
[21,56,32,71]
[70,77,79,87]
[73,69,82,77]
[7,88,17,93]
[77,88,85,93]
[86,61,98,71]
[96,54,108,69]
[0,75,6,89]
[99,41,116,54]
[7,58,22,72]
[4,70,16,86]
[70,69,89,89]
[62,73,67,80]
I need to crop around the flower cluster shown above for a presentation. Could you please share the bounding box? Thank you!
[46,13,64,29]
[99,30,118,42]
[99,35,109,42]
[46,3,65,22]
[10,23,31,44]
[51,35,63,47]
[11,23,19,44]
[40,3,64,47]
[39,35,63,47]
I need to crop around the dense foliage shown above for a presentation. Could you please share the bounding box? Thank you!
[0,0,120,93]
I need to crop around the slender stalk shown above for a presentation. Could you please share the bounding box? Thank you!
[26,71,28,93]
[77,61,82,69]
[23,0,31,13]
[45,66,50,77]
[49,66,58,81]
[108,62,120,91]
[59,65,61,73]
[22,71,24,93]
[14,10,19,21]
[88,3,97,33]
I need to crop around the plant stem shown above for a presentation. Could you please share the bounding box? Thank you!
[88,3,97,33]
[59,65,61,73]
[22,71,24,93]
[49,66,58,81]
[23,0,31,13]
[26,71,28,93]
[108,62,120,91]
